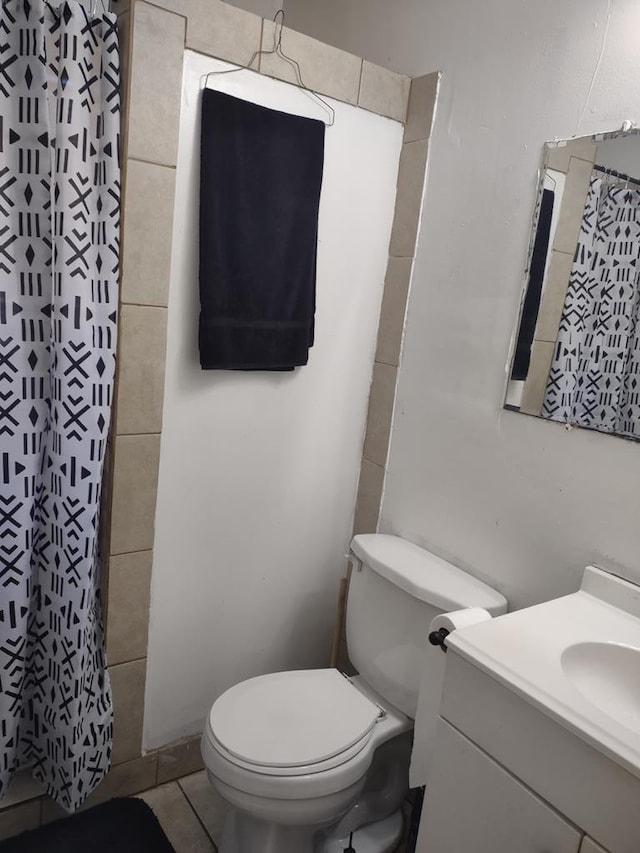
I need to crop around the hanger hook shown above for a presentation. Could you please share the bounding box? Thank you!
[273,8,285,53]
[203,4,335,127]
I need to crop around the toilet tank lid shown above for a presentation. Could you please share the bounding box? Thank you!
[350,534,507,616]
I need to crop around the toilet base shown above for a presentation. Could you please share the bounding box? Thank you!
[316,810,404,853]
[220,809,319,853]
[319,809,404,853]
[220,808,404,853]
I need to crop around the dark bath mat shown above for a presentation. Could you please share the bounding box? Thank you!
[0,797,176,853]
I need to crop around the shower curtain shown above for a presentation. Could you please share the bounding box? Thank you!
[0,0,119,810]
[542,177,640,437]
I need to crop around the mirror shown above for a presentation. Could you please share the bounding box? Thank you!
[506,129,640,440]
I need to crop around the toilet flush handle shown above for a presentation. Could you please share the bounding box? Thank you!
[428,627,450,653]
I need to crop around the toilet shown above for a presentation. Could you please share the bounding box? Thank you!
[201,534,507,853]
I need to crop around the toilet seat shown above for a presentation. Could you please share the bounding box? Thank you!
[202,673,413,801]
[206,727,373,777]
[209,669,382,775]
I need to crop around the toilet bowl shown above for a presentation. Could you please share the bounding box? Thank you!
[202,534,508,852]
[201,670,412,852]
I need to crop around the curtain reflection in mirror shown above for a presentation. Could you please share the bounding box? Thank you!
[542,177,640,437]
[507,131,640,441]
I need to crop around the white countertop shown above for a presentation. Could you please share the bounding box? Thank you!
[447,566,640,779]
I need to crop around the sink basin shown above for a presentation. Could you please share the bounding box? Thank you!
[561,641,640,733]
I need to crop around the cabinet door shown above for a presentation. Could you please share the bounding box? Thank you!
[580,839,610,853]
[416,719,582,853]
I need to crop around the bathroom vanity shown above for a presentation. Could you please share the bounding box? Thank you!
[416,567,640,853]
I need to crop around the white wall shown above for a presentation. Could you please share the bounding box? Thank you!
[284,0,640,610]
[143,51,403,748]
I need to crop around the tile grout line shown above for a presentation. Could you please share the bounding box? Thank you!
[176,778,218,850]
[135,0,188,24]
[356,57,363,105]
[127,155,177,170]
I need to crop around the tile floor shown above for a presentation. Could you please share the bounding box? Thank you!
[137,770,229,852]
[136,770,411,852]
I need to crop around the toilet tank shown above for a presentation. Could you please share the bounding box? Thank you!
[346,534,507,719]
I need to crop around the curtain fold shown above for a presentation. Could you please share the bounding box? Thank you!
[0,0,119,810]
[542,176,640,438]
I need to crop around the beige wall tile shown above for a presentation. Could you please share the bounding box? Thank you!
[363,362,397,467]
[535,250,573,343]
[552,156,594,255]
[376,257,412,366]
[0,801,41,841]
[389,139,429,258]
[545,137,597,172]
[404,72,439,143]
[141,0,188,13]
[157,737,205,784]
[96,754,157,802]
[544,144,571,173]
[566,138,597,162]
[353,458,384,535]
[121,160,176,307]
[186,0,262,64]
[115,305,168,435]
[128,3,185,166]
[41,755,158,823]
[358,61,410,122]
[520,340,555,417]
[110,659,147,765]
[106,551,153,666]
[260,21,362,105]
[138,783,214,853]
[110,434,161,554]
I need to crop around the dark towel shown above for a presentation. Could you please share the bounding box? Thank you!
[199,89,325,370]
[511,187,554,381]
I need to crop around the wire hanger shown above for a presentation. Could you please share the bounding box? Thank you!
[203,9,335,127]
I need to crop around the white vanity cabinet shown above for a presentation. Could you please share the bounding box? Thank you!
[416,651,640,853]
[416,718,582,853]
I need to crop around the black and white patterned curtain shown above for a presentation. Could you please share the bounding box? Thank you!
[543,176,640,437]
[0,0,119,810]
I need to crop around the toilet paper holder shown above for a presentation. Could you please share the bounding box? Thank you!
[428,627,450,653]
[428,607,494,654]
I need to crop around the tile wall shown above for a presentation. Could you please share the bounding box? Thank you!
[519,138,595,416]
[353,72,439,534]
[0,0,431,838]
[336,72,439,673]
